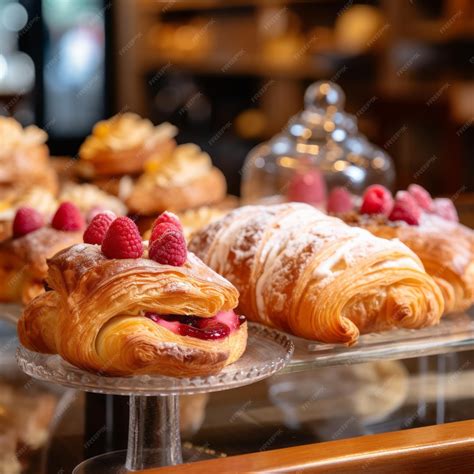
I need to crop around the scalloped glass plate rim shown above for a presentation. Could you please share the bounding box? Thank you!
[16,323,294,396]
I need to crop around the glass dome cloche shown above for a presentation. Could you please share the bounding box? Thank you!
[241,81,395,210]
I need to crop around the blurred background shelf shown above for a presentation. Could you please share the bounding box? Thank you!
[0,0,472,196]
[116,0,473,196]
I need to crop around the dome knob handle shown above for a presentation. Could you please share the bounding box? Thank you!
[304,81,345,111]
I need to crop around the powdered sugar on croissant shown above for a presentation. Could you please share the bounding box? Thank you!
[189,203,444,344]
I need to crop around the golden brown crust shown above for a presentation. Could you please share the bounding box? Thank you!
[0,227,82,304]
[18,244,246,377]
[189,203,445,345]
[338,212,474,313]
[127,167,227,215]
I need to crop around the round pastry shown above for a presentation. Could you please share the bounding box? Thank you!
[127,143,227,215]
[0,117,58,201]
[18,213,247,377]
[78,113,177,177]
[59,183,127,217]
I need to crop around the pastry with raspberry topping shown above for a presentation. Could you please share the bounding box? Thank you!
[0,203,85,305]
[18,212,247,377]
[335,184,474,314]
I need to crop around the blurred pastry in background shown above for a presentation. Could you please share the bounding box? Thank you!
[177,199,237,241]
[77,112,177,190]
[127,143,227,215]
[0,381,57,474]
[179,393,209,438]
[0,202,84,305]
[143,200,237,242]
[0,183,126,242]
[0,117,58,202]
[0,187,57,241]
[59,183,127,219]
[268,361,408,430]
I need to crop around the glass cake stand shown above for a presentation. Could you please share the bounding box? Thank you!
[16,324,293,473]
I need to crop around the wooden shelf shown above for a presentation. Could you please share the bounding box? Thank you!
[139,420,474,473]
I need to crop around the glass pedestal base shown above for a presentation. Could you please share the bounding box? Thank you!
[17,324,293,471]
[74,444,221,474]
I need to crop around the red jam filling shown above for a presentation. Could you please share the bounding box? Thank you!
[145,311,245,341]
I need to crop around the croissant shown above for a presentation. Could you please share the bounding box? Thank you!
[340,212,474,314]
[18,244,247,377]
[189,203,444,345]
[0,227,82,304]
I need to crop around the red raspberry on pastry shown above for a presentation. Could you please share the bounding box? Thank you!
[101,216,143,259]
[149,227,187,266]
[286,170,327,205]
[431,198,459,222]
[83,211,116,245]
[150,211,182,243]
[408,184,433,211]
[360,185,394,216]
[52,202,85,231]
[389,191,421,225]
[13,206,44,237]
[327,187,353,213]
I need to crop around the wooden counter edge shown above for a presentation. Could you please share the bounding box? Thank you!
[142,420,474,473]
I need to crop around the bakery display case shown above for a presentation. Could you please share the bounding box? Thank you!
[0,0,473,473]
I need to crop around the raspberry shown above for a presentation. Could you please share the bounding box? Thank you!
[149,228,187,266]
[286,170,327,205]
[432,198,459,222]
[13,206,44,237]
[83,211,116,245]
[101,216,143,259]
[326,187,353,213]
[52,202,84,231]
[408,184,433,211]
[360,185,394,216]
[389,191,421,225]
[150,212,182,243]
[150,222,181,244]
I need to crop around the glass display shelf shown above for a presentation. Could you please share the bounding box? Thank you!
[285,311,474,373]
[16,324,294,472]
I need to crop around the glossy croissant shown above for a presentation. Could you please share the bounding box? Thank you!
[340,212,474,314]
[189,203,445,345]
[18,244,246,377]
